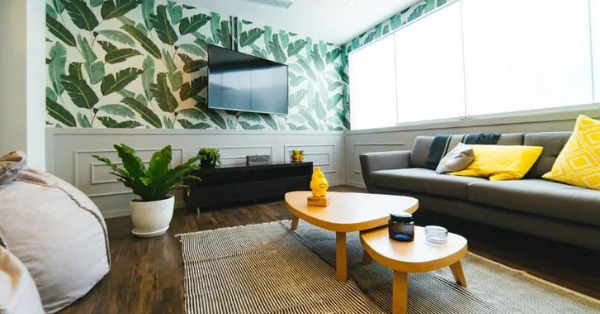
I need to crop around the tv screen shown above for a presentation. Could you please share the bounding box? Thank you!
[208,45,289,115]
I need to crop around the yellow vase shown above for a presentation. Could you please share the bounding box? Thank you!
[310,167,329,198]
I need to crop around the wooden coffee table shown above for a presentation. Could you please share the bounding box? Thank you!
[360,226,468,314]
[284,191,418,281]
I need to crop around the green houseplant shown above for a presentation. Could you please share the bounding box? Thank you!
[93,144,201,237]
[198,147,221,168]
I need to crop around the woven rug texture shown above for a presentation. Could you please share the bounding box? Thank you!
[180,221,600,314]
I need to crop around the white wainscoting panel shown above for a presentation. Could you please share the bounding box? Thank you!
[46,129,345,218]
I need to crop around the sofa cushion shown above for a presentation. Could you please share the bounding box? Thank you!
[410,133,525,169]
[436,143,474,174]
[468,179,600,226]
[524,132,571,178]
[370,168,487,200]
[497,133,525,145]
[542,115,600,190]
[451,145,543,181]
[410,136,434,168]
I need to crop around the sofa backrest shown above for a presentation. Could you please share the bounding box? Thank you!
[524,132,571,178]
[410,136,434,168]
[410,133,525,168]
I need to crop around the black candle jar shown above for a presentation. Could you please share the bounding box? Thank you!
[388,212,414,242]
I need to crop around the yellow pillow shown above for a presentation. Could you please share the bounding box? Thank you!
[451,145,543,181]
[542,115,600,190]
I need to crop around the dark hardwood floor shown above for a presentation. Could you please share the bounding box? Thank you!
[59,186,600,314]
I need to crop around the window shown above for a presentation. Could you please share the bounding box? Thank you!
[349,0,597,130]
[395,2,465,123]
[462,0,593,116]
[349,35,397,130]
[591,0,600,102]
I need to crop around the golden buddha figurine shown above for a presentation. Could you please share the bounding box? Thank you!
[308,167,331,206]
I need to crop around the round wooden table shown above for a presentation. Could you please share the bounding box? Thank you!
[284,191,418,281]
[360,226,468,314]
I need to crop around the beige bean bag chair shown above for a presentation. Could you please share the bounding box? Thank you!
[0,246,44,314]
[0,152,110,313]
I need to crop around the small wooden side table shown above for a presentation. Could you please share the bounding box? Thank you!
[360,226,468,314]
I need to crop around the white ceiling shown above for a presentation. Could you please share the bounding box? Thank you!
[189,0,421,45]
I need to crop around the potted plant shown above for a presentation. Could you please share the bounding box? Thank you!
[93,144,201,238]
[198,147,221,168]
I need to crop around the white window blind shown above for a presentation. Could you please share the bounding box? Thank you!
[395,2,465,123]
[591,0,600,102]
[349,35,397,130]
[348,0,597,130]
[461,0,593,116]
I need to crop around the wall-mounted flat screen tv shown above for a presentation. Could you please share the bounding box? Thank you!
[208,45,289,115]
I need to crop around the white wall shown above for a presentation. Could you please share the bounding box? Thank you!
[47,129,346,218]
[344,109,600,188]
[0,0,45,170]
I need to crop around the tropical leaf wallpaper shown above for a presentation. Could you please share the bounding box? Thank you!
[45,0,349,131]
[342,0,454,59]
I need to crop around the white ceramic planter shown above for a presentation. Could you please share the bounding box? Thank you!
[130,195,175,238]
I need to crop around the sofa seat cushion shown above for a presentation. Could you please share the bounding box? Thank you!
[370,168,487,200]
[468,179,600,226]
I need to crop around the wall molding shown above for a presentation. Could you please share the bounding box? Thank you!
[73,147,184,198]
[48,129,345,217]
[284,144,337,174]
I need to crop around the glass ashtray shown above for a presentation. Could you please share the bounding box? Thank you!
[425,225,448,244]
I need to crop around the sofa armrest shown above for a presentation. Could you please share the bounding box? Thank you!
[359,151,411,192]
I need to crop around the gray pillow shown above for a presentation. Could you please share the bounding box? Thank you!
[435,143,474,174]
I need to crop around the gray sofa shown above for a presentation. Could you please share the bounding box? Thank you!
[360,132,600,251]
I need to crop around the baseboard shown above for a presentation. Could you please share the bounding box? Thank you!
[345,180,366,189]
[102,208,130,219]
[329,180,345,187]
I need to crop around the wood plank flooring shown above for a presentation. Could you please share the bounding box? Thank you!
[58,186,600,314]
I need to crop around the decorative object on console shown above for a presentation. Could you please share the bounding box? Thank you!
[0,151,110,313]
[308,167,331,206]
[291,149,305,162]
[543,115,600,190]
[93,145,201,237]
[246,155,272,166]
[198,147,221,169]
[451,145,544,181]
[435,143,474,174]
[388,212,414,242]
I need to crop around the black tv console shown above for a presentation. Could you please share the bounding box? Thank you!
[184,162,313,212]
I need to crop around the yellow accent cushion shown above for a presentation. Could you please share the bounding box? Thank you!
[451,145,543,181]
[542,115,600,190]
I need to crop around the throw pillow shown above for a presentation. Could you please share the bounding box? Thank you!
[435,143,474,174]
[542,115,600,190]
[451,145,543,181]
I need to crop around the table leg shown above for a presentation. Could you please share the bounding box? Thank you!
[290,215,299,231]
[335,232,347,282]
[449,260,467,288]
[392,271,408,314]
[362,250,372,265]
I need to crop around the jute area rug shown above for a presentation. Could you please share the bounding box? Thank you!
[179,221,600,314]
